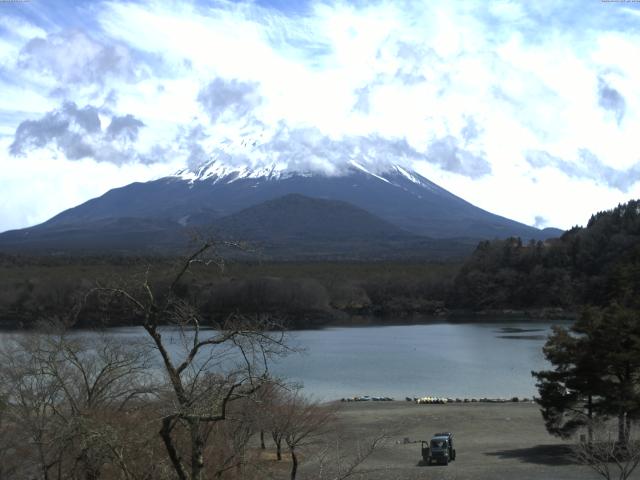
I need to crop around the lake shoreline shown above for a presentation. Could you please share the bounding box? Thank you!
[325,307,575,327]
[0,309,576,331]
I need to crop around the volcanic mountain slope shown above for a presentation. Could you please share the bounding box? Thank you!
[0,160,561,257]
[0,192,475,259]
[210,194,474,260]
[215,193,408,241]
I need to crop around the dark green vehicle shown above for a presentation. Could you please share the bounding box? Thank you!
[422,432,456,465]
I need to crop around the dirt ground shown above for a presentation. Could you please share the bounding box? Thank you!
[275,400,640,480]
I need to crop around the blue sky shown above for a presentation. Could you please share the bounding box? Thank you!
[1,0,640,232]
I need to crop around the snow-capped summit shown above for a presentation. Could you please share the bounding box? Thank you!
[175,155,439,194]
[172,126,442,189]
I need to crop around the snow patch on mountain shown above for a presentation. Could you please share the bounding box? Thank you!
[173,156,440,195]
[348,160,391,184]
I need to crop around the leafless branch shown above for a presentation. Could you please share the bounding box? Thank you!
[574,422,640,480]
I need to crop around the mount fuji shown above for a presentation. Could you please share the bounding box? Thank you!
[0,158,561,259]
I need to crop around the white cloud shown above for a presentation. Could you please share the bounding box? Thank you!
[413,157,638,230]
[0,15,46,40]
[1,0,640,231]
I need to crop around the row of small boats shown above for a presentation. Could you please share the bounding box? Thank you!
[341,395,394,402]
[340,395,532,403]
[410,396,530,404]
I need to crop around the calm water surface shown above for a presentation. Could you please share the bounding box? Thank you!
[275,321,564,400]
[58,320,566,401]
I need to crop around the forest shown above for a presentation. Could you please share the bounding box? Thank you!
[0,257,458,329]
[453,199,640,311]
[0,199,639,329]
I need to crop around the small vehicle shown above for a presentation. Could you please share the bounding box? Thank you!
[422,432,456,465]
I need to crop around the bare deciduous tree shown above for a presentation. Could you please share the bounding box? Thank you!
[208,408,254,479]
[282,392,336,480]
[575,421,640,480]
[0,329,159,480]
[96,242,289,480]
[313,433,388,480]
[1,243,386,480]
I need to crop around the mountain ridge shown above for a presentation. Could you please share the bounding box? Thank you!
[0,161,562,258]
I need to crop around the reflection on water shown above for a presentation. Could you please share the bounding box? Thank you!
[495,327,546,333]
[495,335,548,340]
[493,326,549,341]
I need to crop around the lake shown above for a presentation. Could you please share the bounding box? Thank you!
[272,321,563,400]
[27,320,564,401]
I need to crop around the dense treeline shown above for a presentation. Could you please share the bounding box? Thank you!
[453,200,640,311]
[0,257,459,329]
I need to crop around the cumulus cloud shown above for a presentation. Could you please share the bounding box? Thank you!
[392,41,430,84]
[197,78,261,123]
[180,120,492,180]
[10,102,148,164]
[18,30,141,86]
[426,136,491,178]
[353,85,372,113]
[351,41,433,115]
[598,77,626,125]
[181,123,441,177]
[175,125,210,170]
[460,117,481,144]
[525,149,640,192]
[106,114,145,141]
[534,215,547,228]
[260,127,428,175]
[10,102,99,159]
